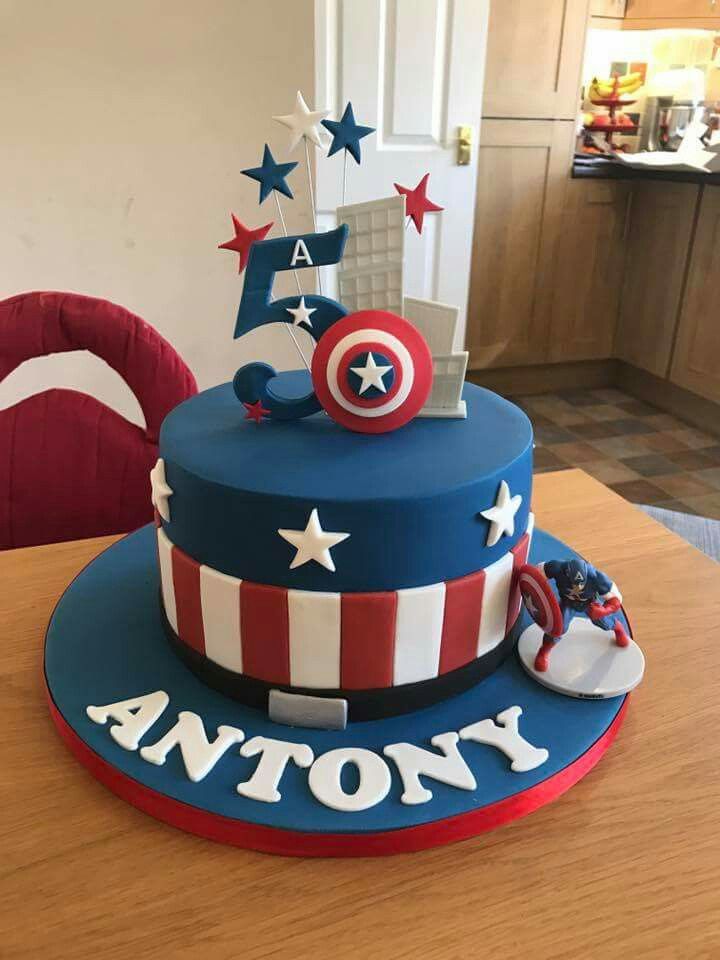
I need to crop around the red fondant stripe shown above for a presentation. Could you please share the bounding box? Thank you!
[506,531,531,634]
[341,592,397,689]
[153,509,162,528]
[439,569,486,675]
[240,582,290,683]
[172,547,205,655]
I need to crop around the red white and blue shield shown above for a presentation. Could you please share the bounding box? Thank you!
[311,310,433,434]
[519,564,564,638]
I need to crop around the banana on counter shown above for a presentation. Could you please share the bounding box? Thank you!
[589,71,644,100]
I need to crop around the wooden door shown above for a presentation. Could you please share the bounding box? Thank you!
[616,183,699,378]
[590,0,626,15]
[315,0,489,345]
[547,178,631,363]
[625,0,718,17]
[466,119,575,369]
[670,187,720,404]
[483,0,590,120]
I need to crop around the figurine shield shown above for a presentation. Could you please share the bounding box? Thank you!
[311,310,433,434]
[519,564,564,638]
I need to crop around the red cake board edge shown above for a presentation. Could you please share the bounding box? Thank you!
[45,680,629,858]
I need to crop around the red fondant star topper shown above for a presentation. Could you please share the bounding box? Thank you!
[393,173,444,234]
[218,215,273,273]
[243,400,271,423]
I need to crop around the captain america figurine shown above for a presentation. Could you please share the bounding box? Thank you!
[533,558,630,672]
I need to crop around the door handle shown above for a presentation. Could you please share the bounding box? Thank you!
[457,125,472,165]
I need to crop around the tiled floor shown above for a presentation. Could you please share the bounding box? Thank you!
[515,388,720,520]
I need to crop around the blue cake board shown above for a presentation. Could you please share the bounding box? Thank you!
[44,524,629,856]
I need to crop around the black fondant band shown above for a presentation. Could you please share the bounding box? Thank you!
[159,597,521,722]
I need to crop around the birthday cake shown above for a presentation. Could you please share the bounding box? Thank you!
[154,379,533,727]
[44,91,644,856]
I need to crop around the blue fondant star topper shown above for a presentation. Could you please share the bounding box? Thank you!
[241,144,298,204]
[321,102,375,165]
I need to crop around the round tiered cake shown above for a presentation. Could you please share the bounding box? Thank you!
[155,381,534,723]
[42,84,641,855]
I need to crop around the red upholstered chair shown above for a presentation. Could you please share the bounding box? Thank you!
[0,291,197,549]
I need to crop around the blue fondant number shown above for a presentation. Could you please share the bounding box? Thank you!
[233,226,349,420]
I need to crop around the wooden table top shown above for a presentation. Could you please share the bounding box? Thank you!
[2,469,719,960]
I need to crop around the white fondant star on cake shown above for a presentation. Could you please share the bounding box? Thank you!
[480,480,522,547]
[150,458,173,522]
[286,296,316,328]
[278,508,350,572]
[350,352,393,395]
[273,91,330,151]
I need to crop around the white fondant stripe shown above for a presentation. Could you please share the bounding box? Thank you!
[200,565,242,672]
[157,527,177,633]
[527,511,535,543]
[476,551,514,657]
[288,590,341,688]
[393,582,446,685]
[507,512,536,627]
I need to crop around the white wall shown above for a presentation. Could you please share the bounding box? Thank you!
[0,0,316,426]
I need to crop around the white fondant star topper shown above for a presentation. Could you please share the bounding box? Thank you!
[350,352,393,395]
[150,458,173,522]
[278,508,350,572]
[286,296,316,329]
[480,480,522,547]
[273,91,330,151]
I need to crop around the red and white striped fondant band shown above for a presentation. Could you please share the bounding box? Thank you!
[157,515,533,692]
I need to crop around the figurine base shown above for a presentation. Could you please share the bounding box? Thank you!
[517,620,645,700]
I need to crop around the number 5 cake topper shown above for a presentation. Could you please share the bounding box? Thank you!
[231,226,433,433]
[221,92,464,434]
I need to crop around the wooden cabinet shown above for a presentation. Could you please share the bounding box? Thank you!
[670,187,720,404]
[483,0,590,120]
[616,183,699,378]
[466,120,575,369]
[547,179,631,363]
[590,0,626,16]
[625,0,718,16]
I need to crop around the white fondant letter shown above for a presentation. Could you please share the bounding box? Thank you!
[308,748,391,813]
[236,737,314,803]
[139,711,245,782]
[459,706,549,773]
[383,732,477,805]
[290,238,313,267]
[86,690,169,751]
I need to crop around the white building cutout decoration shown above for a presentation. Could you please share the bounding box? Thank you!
[336,195,468,419]
[403,297,468,419]
[337,196,405,315]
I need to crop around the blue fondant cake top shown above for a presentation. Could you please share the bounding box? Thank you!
[161,381,530,501]
[159,381,534,591]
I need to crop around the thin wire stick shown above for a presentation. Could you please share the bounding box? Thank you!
[304,137,323,296]
[272,192,311,372]
[405,215,412,231]
[342,150,348,208]
[267,291,311,374]
[284,320,312,374]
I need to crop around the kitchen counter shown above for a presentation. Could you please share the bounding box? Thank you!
[573,153,720,185]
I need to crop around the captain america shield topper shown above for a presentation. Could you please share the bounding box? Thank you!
[311,310,433,434]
